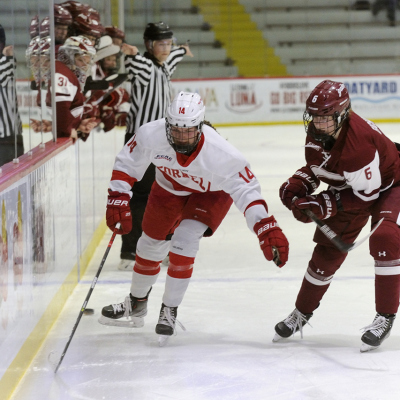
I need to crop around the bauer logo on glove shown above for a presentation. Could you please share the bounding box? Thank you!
[106,190,132,234]
[253,215,289,268]
[107,198,129,207]
[257,221,279,236]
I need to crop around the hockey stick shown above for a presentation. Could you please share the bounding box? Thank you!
[84,73,128,106]
[52,223,120,373]
[304,209,384,253]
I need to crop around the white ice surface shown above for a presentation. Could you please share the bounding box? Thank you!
[10,124,400,400]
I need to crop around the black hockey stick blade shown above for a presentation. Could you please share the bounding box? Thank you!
[83,76,109,93]
[53,223,120,373]
[304,209,384,253]
[105,73,128,86]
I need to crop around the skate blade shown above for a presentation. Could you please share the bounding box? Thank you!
[360,342,379,353]
[158,335,170,347]
[272,333,285,342]
[98,315,144,328]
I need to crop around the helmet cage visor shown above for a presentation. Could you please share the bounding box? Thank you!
[165,120,203,154]
[303,107,350,143]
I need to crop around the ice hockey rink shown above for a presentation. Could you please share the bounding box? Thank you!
[10,123,400,400]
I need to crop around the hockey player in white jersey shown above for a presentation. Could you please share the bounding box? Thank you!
[99,91,289,345]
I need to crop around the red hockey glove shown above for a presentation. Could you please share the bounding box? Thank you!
[102,88,127,108]
[83,102,100,119]
[279,167,319,210]
[292,191,338,222]
[254,216,289,268]
[106,190,132,234]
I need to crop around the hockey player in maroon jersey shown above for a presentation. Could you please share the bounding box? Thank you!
[99,91,290,346]
[275,80,400,352]
[44,36,98,140]
[54,4,73,45]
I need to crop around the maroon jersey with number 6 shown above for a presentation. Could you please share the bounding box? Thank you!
[303,111,400,211]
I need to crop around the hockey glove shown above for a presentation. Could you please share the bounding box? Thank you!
[292,191,338,223]
[254,216,289,268]
[100,108,116,132]
[106,190,132,234]
[279,167,319,210]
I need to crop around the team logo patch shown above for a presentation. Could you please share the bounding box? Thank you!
[155,154,173,161]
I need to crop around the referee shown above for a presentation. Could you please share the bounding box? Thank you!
[0,25,23,166]
[117,22,193,271]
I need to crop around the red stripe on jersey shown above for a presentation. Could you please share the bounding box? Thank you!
[159,170,203,193]
[111,170,137,186]
[245,200,268,214]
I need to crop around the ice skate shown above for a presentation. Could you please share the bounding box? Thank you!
[273,308,313,342]
[155,303,186,346]
[118,252,136,271]
[360,313,395,352]
[99,288,151,328]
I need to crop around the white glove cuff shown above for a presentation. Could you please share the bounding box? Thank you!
[245,204,269,232]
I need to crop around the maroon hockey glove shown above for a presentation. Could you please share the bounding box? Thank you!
[292,191,337,222]
[106,190,132,234]
[254,216,289,268]
[100,108,116,132]
[279,167,319,210]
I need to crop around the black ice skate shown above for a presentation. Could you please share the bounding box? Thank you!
[273,308,313,342]
[155,303,186,346]
[360,313,396,352]
[98,288,152,328]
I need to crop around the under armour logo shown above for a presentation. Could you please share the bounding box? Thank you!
[316,269,324,274]
[379,251,386,257]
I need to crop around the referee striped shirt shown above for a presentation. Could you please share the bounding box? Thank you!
[125,47,186,134]
[0,55,22,139]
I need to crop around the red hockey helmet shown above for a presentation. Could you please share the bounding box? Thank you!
[86,7,101,22]
[303,80,351,144]
[29,15,40,39]
[104,26,125,40]
[54,4,73,26]
[61,1,89,19]
[73,14,104,39]
[39,17,51,38]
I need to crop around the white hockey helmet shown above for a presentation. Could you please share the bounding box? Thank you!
[165,91,205,154]
[58,35,96,87]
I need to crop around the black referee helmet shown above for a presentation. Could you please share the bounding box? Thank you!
[0,24,5,55]
[143,22,173,41]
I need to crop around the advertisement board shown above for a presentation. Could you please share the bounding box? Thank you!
[17,76,400,127]
[171,75,400,124]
